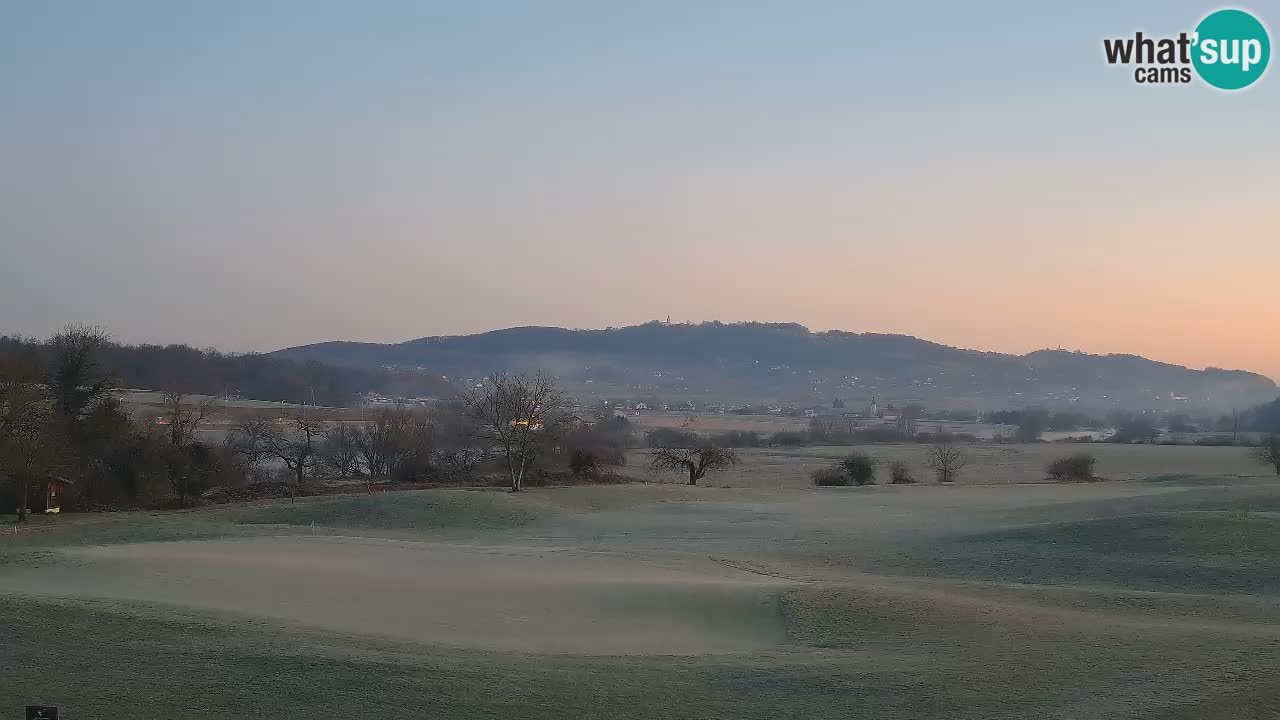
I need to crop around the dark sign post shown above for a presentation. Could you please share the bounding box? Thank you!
[26,707,60,720]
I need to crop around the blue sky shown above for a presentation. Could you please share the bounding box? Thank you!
[2,1,1277,376]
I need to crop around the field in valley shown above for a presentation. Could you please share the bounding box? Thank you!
[631,442,1271,488]
[627,411,811,434]
[3,445,1279,719]
[627,411,1014,439]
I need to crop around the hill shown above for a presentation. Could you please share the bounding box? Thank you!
[272,322,1277,413]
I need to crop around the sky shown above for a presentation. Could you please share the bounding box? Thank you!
[2,1,1277,379]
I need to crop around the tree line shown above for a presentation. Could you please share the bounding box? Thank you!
[1,330,644,517]
[0,325,244,518]
[0,332,452,407]
[989,402,1280,444]
[7,325,1278,517]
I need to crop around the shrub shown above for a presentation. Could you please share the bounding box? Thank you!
[1254,434,1280,476]
[888,460,916,484]
[1046,453,1097,481]
[771,431,810,447]
[391,453,434,484]
[716,430,762,448]
[811,466,851,486]
[1010,408,1052,442]
[565,419,634,468]
[645,428,700,448]
[569,449,599,478]
[840,453,877,486]
[850,428,905,444]
[811,454,879,487]
[579,470,633,485]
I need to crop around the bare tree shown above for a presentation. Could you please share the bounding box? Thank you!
[320,423,366,486]
[808,417,831,437]
[464,373,568,492]
[354,408,399,478]
[841,415,863,436]
[1,352,62,521]
[161,391,213,505]
[1015,408,1051,442]
[903,403,926,437]
[1231,408,1242,446]
[226,413,326,501]
[1255,434,1280,476]
[0,380,65,522]
[2,407,67,522]
[49,324,114,420]
[433,401,489,482]
[162,391,211,448]
[389,410,434,482]
[347,406,434,481]
[649,445,737,485]
[926,441,967,483]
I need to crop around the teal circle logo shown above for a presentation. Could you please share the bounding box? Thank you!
[1192,9,1270,90]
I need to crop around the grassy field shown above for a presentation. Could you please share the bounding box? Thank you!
[3,449,1280,718]
[627,411,1014,438]
[632,442,1271,488]
[113,390,366,443]
[628,411,811,434]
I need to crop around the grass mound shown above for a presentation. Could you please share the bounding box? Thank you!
[940,512,1280,594]
[222,490,544,531]
[979,512,1280,559]
[780,586,940,649]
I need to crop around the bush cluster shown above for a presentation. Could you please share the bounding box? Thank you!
[812,452,878,486]
[1046,453,1097,481]
[811,466,851,486]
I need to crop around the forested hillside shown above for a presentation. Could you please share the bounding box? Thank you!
[0,333,453,406]
[273,321,1276,412]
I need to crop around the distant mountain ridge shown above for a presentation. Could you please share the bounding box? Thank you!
[272,321,1276,412]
